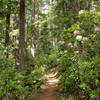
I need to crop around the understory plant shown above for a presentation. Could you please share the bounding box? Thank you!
[57,9,100,99]
[0,52,46,100]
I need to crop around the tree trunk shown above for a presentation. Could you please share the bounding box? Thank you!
[5,12,10,58]
[5,0,11,58]
[19,0,25,70]
[30,0,36,58]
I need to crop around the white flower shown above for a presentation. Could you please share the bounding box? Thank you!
[83,37,88,41]
[76,35,83,40]
[64,50,67,53]
[95,26,100,32]
[79,10,84,15]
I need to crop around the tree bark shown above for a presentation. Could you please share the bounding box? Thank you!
[19,0,25,70]
[30,0,36,58]
[5,12,10,58]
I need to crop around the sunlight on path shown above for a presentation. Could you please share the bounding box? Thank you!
[34,72,59,100]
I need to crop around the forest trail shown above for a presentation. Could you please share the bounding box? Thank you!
[34,72,59,100]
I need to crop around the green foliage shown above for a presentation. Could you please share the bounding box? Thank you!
[69,95,74,100]
[34,52,58,69]
[57,8,100,99]
[0,54,46,100]
[0,67,27,100]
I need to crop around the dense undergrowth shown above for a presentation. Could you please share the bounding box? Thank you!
[56,10,100,100]
[0,39,57,100]
[0,51,47,100]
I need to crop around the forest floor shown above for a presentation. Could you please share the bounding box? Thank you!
[34,72,59,100]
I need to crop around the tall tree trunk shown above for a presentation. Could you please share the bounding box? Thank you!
[19,0,25,70]
[30,0,35,58]
[5,0,11,58]
[5,12,10,58]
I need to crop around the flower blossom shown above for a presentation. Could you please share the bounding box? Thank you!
[95,26,100,32]
[58,41,65,44]
[64,50,67,53]
[83,37,88,41]
[76,35,88,41]
[73,30,80,35]
[79,10,84,15]
[76,35,83,40]
[68,42,73,48]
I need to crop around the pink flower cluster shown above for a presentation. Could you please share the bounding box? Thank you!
[79,10,84,15]
[68,42,73,48]
[95,26,100,32]
[73,30,80,35]
[76,35,88,41]
[58,41,65,44]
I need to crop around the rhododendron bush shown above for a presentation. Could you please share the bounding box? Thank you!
[57,9,100,99]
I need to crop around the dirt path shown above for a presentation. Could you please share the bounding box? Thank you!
[34,72,59,100]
